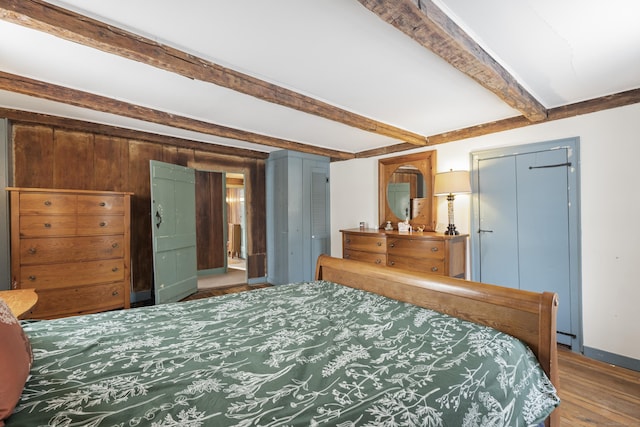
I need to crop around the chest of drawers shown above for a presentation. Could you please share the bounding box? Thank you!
[341,229,467,278]
[8,188,132,319]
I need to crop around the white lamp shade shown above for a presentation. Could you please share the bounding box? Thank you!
[434,170,471,195]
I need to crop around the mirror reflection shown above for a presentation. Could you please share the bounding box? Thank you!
[378,150,436,231]
[387,165,426,220]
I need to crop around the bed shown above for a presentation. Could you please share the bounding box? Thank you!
[2,255,560,426]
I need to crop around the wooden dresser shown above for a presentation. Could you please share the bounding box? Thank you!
[341,228,467,278]
[7,188,132,319]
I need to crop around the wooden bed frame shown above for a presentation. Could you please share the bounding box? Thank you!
[315,254,559,427]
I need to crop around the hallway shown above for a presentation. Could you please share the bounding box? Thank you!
[197,258,246,289]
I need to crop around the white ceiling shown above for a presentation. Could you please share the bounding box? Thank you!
[1,0,639,155]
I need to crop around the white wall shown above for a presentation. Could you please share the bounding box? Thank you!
[331,103,640,362]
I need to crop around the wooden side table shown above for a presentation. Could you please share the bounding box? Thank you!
[0,289,38,319]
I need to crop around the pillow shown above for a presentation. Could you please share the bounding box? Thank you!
[0,298,33,426]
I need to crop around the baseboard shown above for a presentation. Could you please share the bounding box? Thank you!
[583,346,640,372]
[247,276,268,285]
[130,290,151,304]
[198,267,226,276]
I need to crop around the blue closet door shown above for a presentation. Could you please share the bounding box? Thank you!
[516,150,572,346]
[477,156,519,287]
[476,148,574,346]
[305,164,330,281]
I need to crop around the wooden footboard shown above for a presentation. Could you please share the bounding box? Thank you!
[315,254,559,427]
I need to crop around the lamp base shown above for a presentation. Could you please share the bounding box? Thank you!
[444,224,459,235]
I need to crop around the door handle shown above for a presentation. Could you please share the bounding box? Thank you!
[478,229,494,233]
[155,210,163,228]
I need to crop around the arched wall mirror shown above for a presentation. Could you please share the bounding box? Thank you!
[378,151,436,230]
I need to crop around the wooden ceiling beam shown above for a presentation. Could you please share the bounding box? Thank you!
[0,108,271,160]
[0,71,355,160]
[0,0,427,146]
[355,88,640,158]
[357,0,548,122]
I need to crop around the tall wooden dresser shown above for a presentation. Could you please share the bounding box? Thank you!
[7,188,132,319]
[341,228,467,278]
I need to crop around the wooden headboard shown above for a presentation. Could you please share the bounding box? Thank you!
[315,254,559,427]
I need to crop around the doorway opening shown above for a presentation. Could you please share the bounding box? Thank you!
[196,171,248,289]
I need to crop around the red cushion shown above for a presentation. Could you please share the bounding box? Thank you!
[0,298,32,426]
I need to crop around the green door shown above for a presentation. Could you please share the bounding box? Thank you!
[150,160,197,304]
[387,182,410,219]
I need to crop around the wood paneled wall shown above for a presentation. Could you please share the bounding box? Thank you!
[195,170,225,271]
[10,122,267,296]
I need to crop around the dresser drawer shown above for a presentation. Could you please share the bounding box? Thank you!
[77,215,125,235]
[19,260,125,289]
[387,255,445,275]
[19,193,76,214]
[343,249,387,266]
[29,282,126,319]
[343,234,386,253]
[78,194,125,214]
[387,238,445,259]
[20,236,124,264]
[19,215,77,237]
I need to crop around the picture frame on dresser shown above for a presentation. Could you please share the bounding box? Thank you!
[7,187,133,319]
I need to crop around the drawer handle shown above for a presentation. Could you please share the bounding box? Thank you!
[431,247,439,252]
[44,200,51,206]
[100,222,107,227]
[112,291,119,296]
[99,202,106,207]
[28,275,36,281]
[112,267,119,272]
[112,243,119,248]
[390,261,395,266]
[389,243,395,248]
[376,242,382,246]
[375,259,381,264]
[346,238,351,243]
[431,267,439,272]
[28,247,37,254]
[44,223,51,228]
[344,254,350,259]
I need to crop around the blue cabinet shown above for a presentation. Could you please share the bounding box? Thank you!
[266,150,330,284]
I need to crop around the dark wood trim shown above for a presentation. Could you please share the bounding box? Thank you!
[0,0,427,146]
[549,87,640,120]
[0,107,269,159]
[355,142,420,159]
[0,71,354,160]
[4,86,638,163]
[429,88,640,145]
[2,0,638,161]
[354,88,640,159]
[356,0,547,122]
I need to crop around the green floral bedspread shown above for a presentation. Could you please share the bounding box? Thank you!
[11,281,559,426]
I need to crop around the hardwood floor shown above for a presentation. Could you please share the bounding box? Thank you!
[182,285,640,426]
[182,283,270,300]
[558,347,640,426]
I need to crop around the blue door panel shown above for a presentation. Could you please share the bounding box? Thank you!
[516,150,572,344]
[475,144,577,348]
[306,166,330,280]
[150,160,198,304]
[477,156,519,288]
